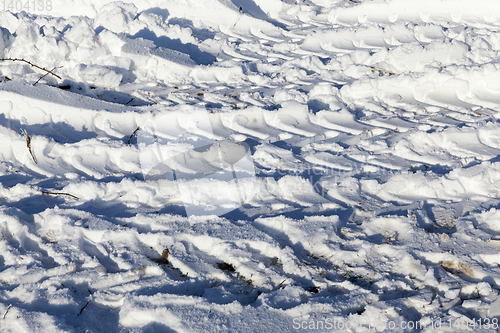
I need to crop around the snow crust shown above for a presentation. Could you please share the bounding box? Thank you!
[1,0,500,332]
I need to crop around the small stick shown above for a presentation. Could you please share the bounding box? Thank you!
[0,58,61,79]
[33,66,60,86]
[128,126,140,144]
[77,298,91,316]
[23,130,37,164]
[370,66,396,76]
[42,191,79,200]
[3,304,11,319]
[125,98,135,105]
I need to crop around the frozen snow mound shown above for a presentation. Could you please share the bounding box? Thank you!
[2,0,500,332]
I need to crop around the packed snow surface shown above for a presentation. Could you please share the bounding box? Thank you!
[2,0,500,332]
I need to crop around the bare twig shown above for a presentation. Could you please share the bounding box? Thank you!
[33,66,60,86]
[0,58,62,80]
[370,66,396,76]
[42,191,79,200]
[23,130,37,164]
[128,126,140,144]
[125,98,135,105]
[3,305,11,319]
[77,298,92,316]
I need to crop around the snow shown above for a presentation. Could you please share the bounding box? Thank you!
[1,0,500,332]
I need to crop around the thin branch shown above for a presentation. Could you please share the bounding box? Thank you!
[3,305,11,319]
[128,126,140,144]
[42,191,79,200]
[77,298,92,316]
[33,66,60,86]
[370,66,396,76]
[23,130,37,164]
[0,58,62,80]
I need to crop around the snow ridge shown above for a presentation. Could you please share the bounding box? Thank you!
[1,0,500,332]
